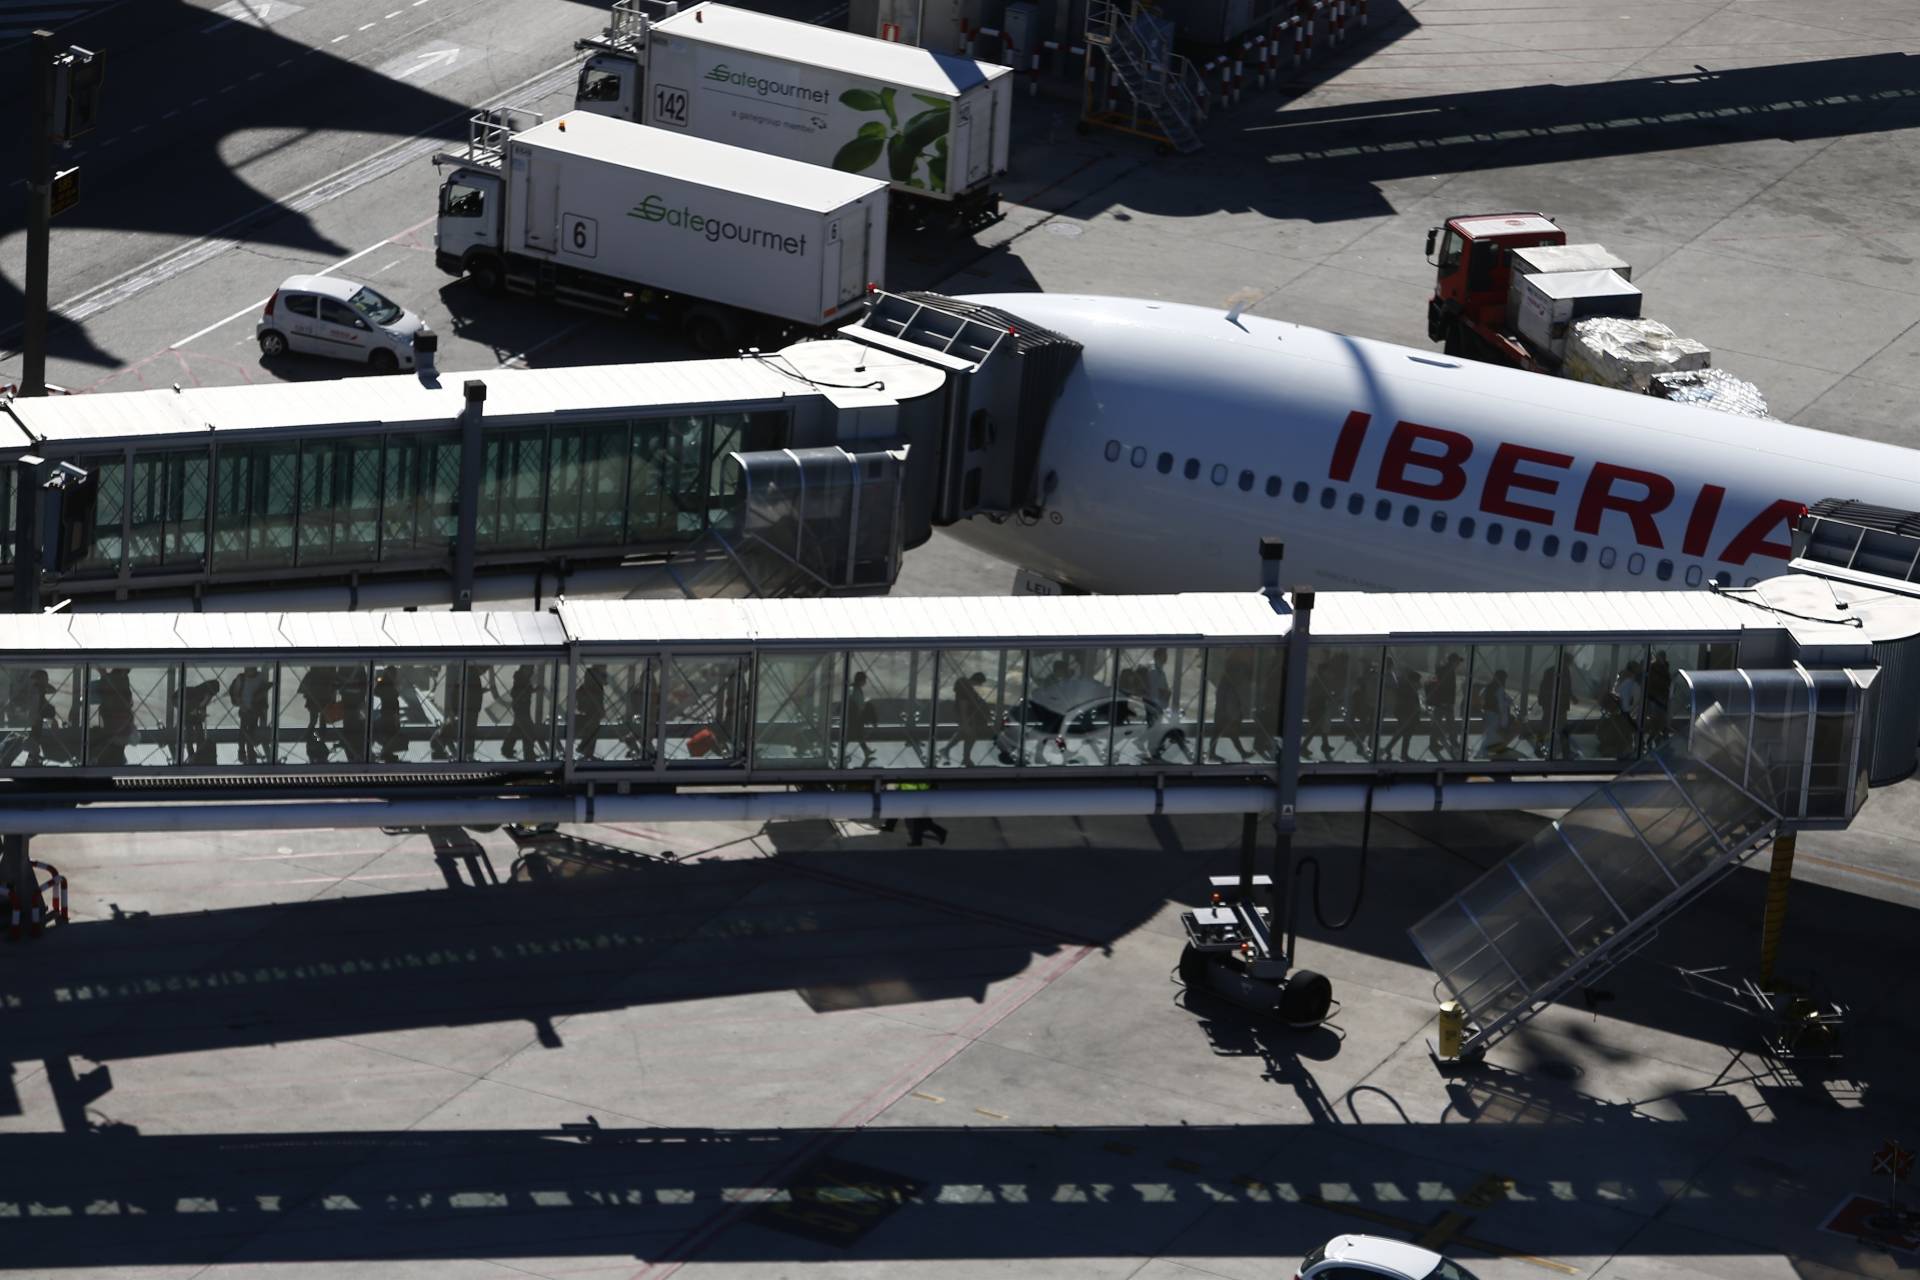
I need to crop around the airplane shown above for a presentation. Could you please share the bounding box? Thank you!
[940,292,1920,595]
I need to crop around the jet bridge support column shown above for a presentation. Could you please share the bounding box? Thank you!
[453,379,485,611]
[1759,831,1798,988]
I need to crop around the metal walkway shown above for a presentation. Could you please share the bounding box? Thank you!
[1409,664,1876,1059]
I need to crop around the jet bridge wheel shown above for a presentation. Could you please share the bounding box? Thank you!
[1177,943,1211,991]
[1278,970,1333,1028]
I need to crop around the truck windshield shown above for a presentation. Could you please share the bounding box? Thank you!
[348,287,403,327]
[1438,229,1465,272]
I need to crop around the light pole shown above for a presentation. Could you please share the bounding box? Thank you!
[20,35,100,397]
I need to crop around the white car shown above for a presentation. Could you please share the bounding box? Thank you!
[1297,1235,1481,1280]
[256,274,428,372]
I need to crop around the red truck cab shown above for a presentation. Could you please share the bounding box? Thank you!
[1426,212,1564,362]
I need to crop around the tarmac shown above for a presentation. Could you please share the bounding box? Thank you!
[5,0,1920,1276]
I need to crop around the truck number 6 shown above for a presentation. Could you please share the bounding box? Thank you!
[654,85,689,127]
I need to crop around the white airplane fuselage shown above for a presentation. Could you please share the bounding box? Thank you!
[944,294,1920,594]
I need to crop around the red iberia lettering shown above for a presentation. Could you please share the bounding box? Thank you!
[1376,420,1471,501]
[1575,462,1674,548]
[1683,484,1725,558]
[1479,442,1571,524]
[1328,410,1371,483]
[1718,499,1801,565]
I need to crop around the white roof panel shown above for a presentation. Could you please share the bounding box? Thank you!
[654,3,1011,97]
[519,113,886,214]
[0,352,809,444]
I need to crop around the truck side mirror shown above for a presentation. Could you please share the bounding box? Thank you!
[1424,226,1438,260]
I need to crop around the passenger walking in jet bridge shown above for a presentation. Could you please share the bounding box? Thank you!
[616,668,654,760]
[1604,660,1645,760]
[1476,669,1520,759]
[338,664,369,761]
[845,670,877,767]
[374,666,406,763]
[458,665,488,760]
[1208,651,1257,764]
[576,664,609,759]
[1144,648,1172,725]
[1381,657,1425,763]
[1345,657,1381,760]
[91,667,135,766]
[1645,651,1674,745]
[180,677,220,765]
[2,669,67,767]
[230,665,270,765]
[507,665,542,761]
[1303,650,1346,760]
[1429,653,1465,760]
[939,671,993,767]
[297,666,336,736]
[1535,653,1575,759]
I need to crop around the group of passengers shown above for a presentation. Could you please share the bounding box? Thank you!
[1303,650,1674,763]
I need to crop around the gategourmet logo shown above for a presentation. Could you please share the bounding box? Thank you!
[704,62,829,104]
[629,194,809,257]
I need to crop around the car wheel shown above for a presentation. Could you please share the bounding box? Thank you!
[257,330,288,358]
[368,348,399,374]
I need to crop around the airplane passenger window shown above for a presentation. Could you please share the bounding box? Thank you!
[1402,506,1419,528]
[1543,534,1560,557]
[1131,446,1147,467]
[1266,476,1282,497]
[1628,552,1645,574]
[1374,499,1391,520]
[1513,528,1531,551]
[1571,541,1588,563]
[1347,493,1364,515]
[1184,458,1200,480]
[1744,576,1758,586]
[1294,482,1310,503]
[1685,565,1703,586]
[1211,464,1228,485]
[1599,546,1618,569]
[1656,559,1674,581]
[1105,440,1121,462]
[1158,452,1173,474]
[1486,522,1503,545]
[1320,488,1336,509]
[1431,511,1448,533]
[1239,470,1254,492]
[1458,516,1476,539]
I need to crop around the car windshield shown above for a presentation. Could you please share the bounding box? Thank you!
[347,286,403,326]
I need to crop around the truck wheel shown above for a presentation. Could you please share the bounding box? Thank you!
[686,308,737,355]
[467,257,504,294]
[368,348,399,374]
[1177,943,1212,992]
[257,330,288,358]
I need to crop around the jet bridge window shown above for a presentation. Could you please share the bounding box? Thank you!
[128,448,210,570]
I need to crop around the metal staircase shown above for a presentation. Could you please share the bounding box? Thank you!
[1083,0,1207,154]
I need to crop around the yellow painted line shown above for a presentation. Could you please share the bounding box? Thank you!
[1418,1211,1471,1249]
[909,1091,943,1104]
[1452,1233,1581,1276]
[973,1107,1008,1120]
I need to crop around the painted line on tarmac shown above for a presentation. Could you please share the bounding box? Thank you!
[168,212,436,349]
[0,53,580,366]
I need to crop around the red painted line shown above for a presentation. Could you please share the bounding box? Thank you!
[629,941,1095,1279]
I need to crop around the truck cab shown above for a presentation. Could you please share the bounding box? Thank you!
[575,51,640,121]
[1426,212,1564,357]
[433,166,505,289]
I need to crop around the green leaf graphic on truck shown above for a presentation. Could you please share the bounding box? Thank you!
[832,89,949,192]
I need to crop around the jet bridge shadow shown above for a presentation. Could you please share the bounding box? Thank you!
[1120,51,1920,222]
[0,0,560,372]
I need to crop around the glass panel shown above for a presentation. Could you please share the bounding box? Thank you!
[1460,863,1572,997]
[204,664,274,765]
[276,662,369,765]
[213,443,299,571]
[87,664,179,766]
[1557,798,1672,919]
[840,650,934,769]
[1302,645,1382,764]
[0,664,83,767]
[1619,772,1722,885]
[368,662,454,764]
[706,413,745,530]
[299,435,383,565]
[755,651,841,769]
[381,433,461,561]
[1201,645,1282,765]
[1467,644,1558,762]
[127,449,210,570]
[0,465,11,564]
[464,660,558,763]
[546,421,629,548]
[626,418,672,542]
[663,655,748,765]
[478,427,547,550]
[1508,833,1621,955]
[1015,647,1114,767]
[73,454,125,575]
[1376,644,1469,764]
[934,649,1021,769]
[1114,645,1204,766]
[573,660,656,764]
[1561,644,1647,763]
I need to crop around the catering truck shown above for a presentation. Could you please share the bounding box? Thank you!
[575,0,1012,230]
[432,108,889,353]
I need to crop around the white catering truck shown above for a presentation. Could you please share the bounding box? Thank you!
[575,0,1013,229]
[433,109,889,352]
